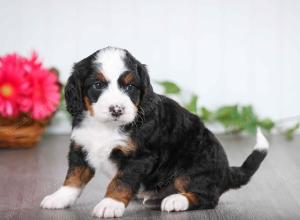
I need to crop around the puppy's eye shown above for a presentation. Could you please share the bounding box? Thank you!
[125,84,136,92]
[93,82,104,90]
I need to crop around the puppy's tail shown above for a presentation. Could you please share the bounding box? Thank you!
[227,128,269,189]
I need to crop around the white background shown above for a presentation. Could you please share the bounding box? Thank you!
[0,0,299,133]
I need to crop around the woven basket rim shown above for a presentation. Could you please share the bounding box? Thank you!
[0,114,54,148]
[0,113,52,125]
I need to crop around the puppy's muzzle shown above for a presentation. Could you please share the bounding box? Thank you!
[109,105,125,118]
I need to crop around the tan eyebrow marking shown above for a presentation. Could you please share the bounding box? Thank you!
[97,72,107,82]
[122,73,135,85]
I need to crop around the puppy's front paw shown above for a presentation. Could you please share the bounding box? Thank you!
[161,194,189,212]
[93,197,125,218]
[40,186,81,209]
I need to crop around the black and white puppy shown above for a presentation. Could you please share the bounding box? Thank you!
[41,47,269,218]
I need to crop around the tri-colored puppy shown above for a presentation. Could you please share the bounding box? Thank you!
[41,47,269,218]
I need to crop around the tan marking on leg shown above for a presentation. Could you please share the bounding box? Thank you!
[174,176,190,193]
[64,166,94,188]
[84,96,94,116]
[105,172,133,206]
[182,192,199,206]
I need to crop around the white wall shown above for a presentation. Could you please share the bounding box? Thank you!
[1,0,300,132]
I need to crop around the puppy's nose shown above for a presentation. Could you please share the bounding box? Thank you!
[109,105,125,118]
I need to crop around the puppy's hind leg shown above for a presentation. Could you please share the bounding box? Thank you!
[40,143,95,209]
[161,176,219,212]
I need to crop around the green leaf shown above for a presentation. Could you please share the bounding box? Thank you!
[213,105,259,134]
[214,105,241,128]
[241,106,255,120]
[243,122,257,134]
[156,80,299,141]
[185,94,198,114]
[213,105,243,133]
[284,123,300,140]
[240,106,257,124]
[156,81,181,94]
[258,118,275,131]
[199,107,213,121]
[240,106,258,134]
[214,105,239,120]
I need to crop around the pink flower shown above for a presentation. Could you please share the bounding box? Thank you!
[0,54,31,117]
[24,53,60,120]
[0,52,61,120]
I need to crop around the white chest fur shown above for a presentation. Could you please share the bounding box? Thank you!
[71,116,128,178]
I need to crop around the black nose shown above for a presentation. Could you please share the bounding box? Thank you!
[109,105,125,118]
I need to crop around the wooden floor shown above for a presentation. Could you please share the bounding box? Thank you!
[1,134,300,220]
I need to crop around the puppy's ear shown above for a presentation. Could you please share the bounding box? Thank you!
[64,68,84,117]
[65,50,99,117]
[135,63,156,113]
[136,63,153,95]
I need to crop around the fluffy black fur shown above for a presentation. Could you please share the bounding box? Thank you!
[64,48,268,211]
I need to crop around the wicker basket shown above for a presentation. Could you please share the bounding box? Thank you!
[0,115,51,148]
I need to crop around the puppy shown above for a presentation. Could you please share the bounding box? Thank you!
[41,47,269,218]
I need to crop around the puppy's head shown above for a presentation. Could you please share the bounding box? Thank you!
[65,47,152,126]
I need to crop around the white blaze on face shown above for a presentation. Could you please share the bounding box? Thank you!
[92,47,137,125]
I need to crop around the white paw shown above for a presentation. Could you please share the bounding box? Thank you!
[92,197,125,218]
[161,194,189,212]
[40,186,81,209]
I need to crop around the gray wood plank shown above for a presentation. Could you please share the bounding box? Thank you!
[1,134,300,220]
